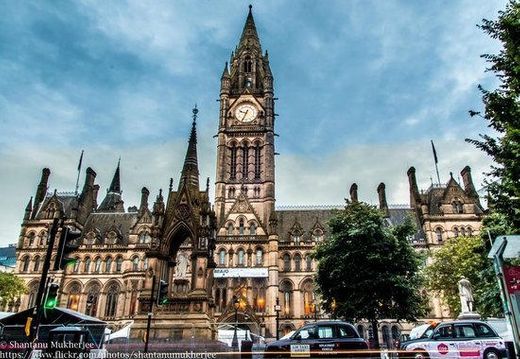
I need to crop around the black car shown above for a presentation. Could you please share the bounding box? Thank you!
[265,321,369,358]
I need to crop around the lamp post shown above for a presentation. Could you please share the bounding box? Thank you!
[274,297,281,340]
[231,295,239,351]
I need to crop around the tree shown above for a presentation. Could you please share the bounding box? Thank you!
[313,201,427,348]
[0,272,26,306]
[424,231,502,318]
[466,0,520,231]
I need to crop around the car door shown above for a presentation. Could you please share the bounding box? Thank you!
[453,323,481,358]
[289,325,316,357]
[428,323,456,359]
[314,324,337,354]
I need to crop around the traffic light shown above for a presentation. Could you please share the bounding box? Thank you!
[44,283,59,309]
[55,227,81,270]
[157,280,169,305]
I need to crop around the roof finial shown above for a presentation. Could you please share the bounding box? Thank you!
[249,4,252,12]
[192,104,198,123]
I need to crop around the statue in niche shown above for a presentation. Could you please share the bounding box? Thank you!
[176,254,188,278]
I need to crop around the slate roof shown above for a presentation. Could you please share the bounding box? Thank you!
[82,212,139,245]
[35,193,78,218]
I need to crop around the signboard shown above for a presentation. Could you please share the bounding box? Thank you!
[214,268,268,278]
[504,266,520,294]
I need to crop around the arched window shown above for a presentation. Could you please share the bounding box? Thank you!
[460,227,466,237]
[139,231,150,244]
[84,257,91,273]
[391,326,400,348]
[94,258,101,273]
[435,228,443,243]
[283,253,291,271]
[132,257,139,271]
[253,278,266,312]
[27,232,36,247]
[237,249,245,266]
[306,256,313,272]
[280,281,293,316]
[302,280,314,316]
[22,257,30,272]
[244,56,252,73]
[105,257,112,273]
[73,258,80,273]
[143,257,149,270]
[85,284,100,317]
[452,200,464,214]
[27,282,39,308]
[254,143,261,180]
[239,219,245,235]
[250,223,257,236]
[115,257,123,272]
[227,223,234,236]
[215,279,227,312]
[467,227,473,236]
[453,227,459,237]
[39,231,47,246]
[312,229,324,242]
[242,146,249,180]
[294,254,302,272]
[256,248,263,266]
[228,187,236,199]
[104,283,120,317]
[33,256,41,272]
[230,144,237,180]
[67,283,81,311]
[219,249,226,266]
[292,232,301,245]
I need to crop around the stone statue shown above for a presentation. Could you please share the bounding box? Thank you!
[458,277,474,313]
[176,254,188,278]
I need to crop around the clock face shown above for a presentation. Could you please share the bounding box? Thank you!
[235,103,257,123]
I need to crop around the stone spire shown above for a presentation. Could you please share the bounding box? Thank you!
[98,160,124,213]
[108,158,121,194]
[179,106,200,190]
[238,5,261,53]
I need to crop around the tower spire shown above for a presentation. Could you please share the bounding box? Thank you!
[238,4,261,52]
[108,158,121,194]
[179,106,200,190]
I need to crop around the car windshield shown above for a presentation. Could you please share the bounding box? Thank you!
[422,327,435,338]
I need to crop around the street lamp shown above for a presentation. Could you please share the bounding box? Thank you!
[274,297,281,340]
[231,295,240,351]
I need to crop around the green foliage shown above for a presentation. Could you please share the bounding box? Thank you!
[0,272,26,305]
[424,234,502,317]
[313,201,427,323]
[466,0,520,231]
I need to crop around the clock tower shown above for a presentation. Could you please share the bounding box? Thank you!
[215,5,275,234]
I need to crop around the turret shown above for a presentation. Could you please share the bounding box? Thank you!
[377,182,389,216]
[407,167,421,208]
[32,168,50,219]
[24,197,33,221]
[98,161,125,213]
[461,166,479,202]
[349,183,358,203]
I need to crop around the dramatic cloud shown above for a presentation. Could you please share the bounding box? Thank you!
[0,0,507,246]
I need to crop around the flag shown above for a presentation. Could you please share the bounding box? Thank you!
[77,150,84,171]
[431,140,438,164]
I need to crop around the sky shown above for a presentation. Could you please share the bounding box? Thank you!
[0,0,507,246]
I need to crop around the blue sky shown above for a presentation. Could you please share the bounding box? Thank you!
[0,0,506,246]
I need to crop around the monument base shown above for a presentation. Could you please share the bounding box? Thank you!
[457,312,481,320]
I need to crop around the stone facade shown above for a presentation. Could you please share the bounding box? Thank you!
[11,6,485,346]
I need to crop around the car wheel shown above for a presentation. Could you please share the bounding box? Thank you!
[413,349,429,359]
[484,348,500,359]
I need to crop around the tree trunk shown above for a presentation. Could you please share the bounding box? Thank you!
[370,320,380,349]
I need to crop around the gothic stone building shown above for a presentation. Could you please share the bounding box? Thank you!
[13,6,485,345]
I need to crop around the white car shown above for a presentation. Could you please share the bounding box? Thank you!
[401,320,507,359]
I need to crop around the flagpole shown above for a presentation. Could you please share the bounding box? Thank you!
[75,150,84,196]
[431,140,441,185]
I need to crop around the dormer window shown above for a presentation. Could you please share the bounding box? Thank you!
[227,223,234,236]
[239,219,245,235]
[452,200,464,214]
[106,231,118,245]
[84,231,97,245]
[244,56,252,73]
[250,222,257,236]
